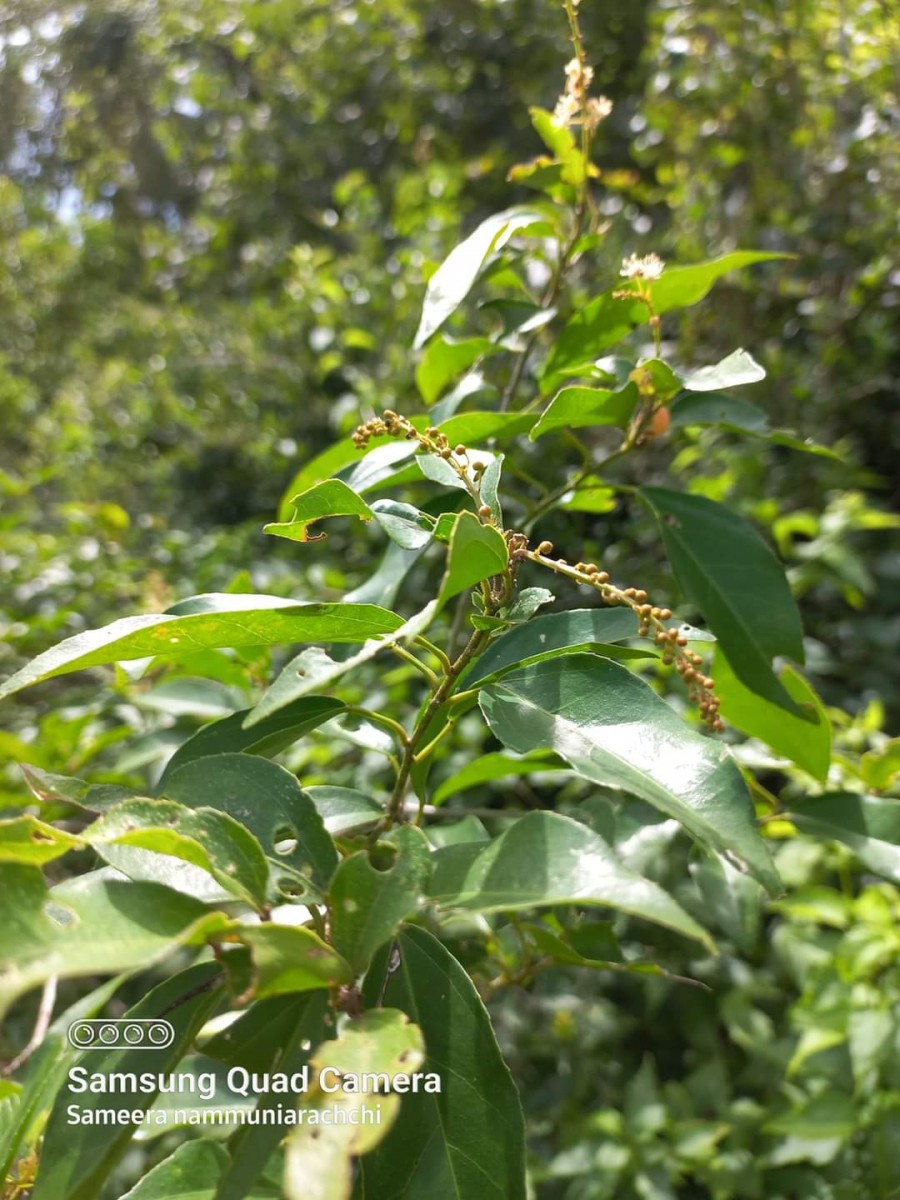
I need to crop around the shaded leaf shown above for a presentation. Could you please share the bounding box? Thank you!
[788,793,900,884]
[429,810,714,947]
[159,697,346,786]
[641,487,806,716]
[359,926,527,1200]
[432,750,566,807]
[306,786,384,835]
[465,607,640,686]
[32,963,223,1200]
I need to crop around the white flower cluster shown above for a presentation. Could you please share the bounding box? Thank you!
[552,56,612,132]
[620,253,666,281]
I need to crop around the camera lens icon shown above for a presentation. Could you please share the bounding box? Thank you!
[67,1018,175,1051]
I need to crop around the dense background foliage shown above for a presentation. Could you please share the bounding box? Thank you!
[1,1,899,1197]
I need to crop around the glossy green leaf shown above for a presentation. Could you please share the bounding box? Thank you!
[788,793,900,883]
[432,750,566,806]
[285,1009,425,1200]
[159,698,346,787]
[264,480,373,543]
[233,924,352,998]
[416,336,500,405]
[245,602,438,726]
[359,926,527,1199]
[542,252,789,390]
[714,650,831,780]
[531,383,639,439]
[369,500,434,549]
[414,207,545,348]
[329,826,432,974]
[480,654,781,893]
[0,816,82,864]
[437,511,508,608]
[306,786,384,834]
[682,348,766,391]
[32,962,223,1200]
[162,754,337,894]
[429,810,714,946]
[0,866,229,1019]
[641,487,806,716]
[0,598,405,700]
[465,607,640,685]
[87,798,270,910]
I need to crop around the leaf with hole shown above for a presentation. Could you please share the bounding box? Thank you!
[284,1009,425,1200]
[162,754,337,895]
[329,826,432,974]
[264,480,373,543]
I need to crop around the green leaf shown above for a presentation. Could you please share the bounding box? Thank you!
[682,348,766,391]
[87,799,271,910]
[117,1141,237,1200]
[669,391,771,434]
[480,654,781,893]
[714,651,831,780]
[159,698,346,787]
[329,826,432,974]
[788,793,900,883]
[414,207,545,348]
[264,480,373,543]
[432,750,566,806]
[0,598,406,700]
[306,787,384,835]
[416,336,500,405]
[285,1010,425,1200]
[206,994,328,1200]
[0,867,229,1019]
[244,602,438,726]
[429,810,714,946]
[369,500,435,549]
[0,816,82,864]
[163,754,337,895]
[529,106,585,185]
[0,975,126,1182]
[359,926,527,1200]
[641,487,806,716]
[530,383,638,439]
[465,607,640,686]
[542,252,789,391]
[32,962,223,1200]
[437,511,508,609]
[233,924,352,998]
